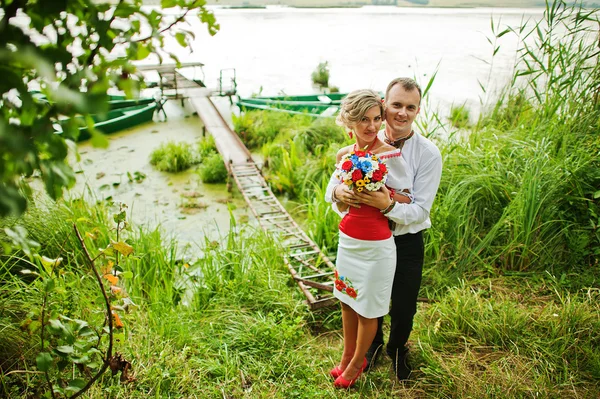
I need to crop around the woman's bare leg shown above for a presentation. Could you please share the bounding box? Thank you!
[338,302,358,370]
[340,314,377,380]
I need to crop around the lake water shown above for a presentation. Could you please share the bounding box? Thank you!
[161,6,546,118]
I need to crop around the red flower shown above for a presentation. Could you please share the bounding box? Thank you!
[334,269,339,279]
[372,169,383,182]
[346,287,357,298]
[379,163,387,174]
[355,150,366,157]
[335,279,346,292]
[341,160,353,171]
[351,169,363,181]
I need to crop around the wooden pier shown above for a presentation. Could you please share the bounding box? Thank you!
[186,87,338,310]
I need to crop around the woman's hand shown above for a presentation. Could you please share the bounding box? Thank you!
[354,186,393,210]
[334,184,361,208]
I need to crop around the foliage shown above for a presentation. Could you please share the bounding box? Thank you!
[311,61,330,88]
[2,198,599,398]
[198,153,228,184]
[149,141,198,172]
[448,103,470,129]
[197,134,218,160]
[234,109,312,150]
[1,200,136,397]
[0,0,219,216]
[426,0,600,273]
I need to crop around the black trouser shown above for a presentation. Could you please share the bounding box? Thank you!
[372,231,424,359]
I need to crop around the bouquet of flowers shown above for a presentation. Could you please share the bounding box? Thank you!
[336,149,388,192]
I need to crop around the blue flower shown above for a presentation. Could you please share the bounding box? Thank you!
[356,159,373,173]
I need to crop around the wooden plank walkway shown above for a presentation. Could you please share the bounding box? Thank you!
[187,89,337,310]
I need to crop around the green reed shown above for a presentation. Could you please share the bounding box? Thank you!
[426,0,600,274]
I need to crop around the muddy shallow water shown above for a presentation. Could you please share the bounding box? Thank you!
[68,99,253,252]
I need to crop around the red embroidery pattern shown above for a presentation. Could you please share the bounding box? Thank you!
[334,269,358,299]
[379,151,402,160]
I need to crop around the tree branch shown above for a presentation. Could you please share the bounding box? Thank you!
[133,8,192,43]
[71,224,114,399]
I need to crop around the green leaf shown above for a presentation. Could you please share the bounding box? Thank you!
[44,278,56,293]
[175,32,187,48]
[594,190,600,199]
[118,271,133,279]
[36,352,53,372]
[161,0,177,8]
[55,345,74,355]
[136,44,151,60]
[113,210,127,224]
[90,129,109,149]
[65,378,86,393]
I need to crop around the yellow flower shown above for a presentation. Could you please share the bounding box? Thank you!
[363,177,371,183]
[356,180,366,187]
[345,180,353,186]
[356,187,364,192]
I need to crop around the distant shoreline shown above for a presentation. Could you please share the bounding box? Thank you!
[137,0,599,8]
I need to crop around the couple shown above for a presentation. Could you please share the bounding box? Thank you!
[327,78,442,388]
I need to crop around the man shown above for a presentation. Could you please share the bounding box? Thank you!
[326,77,442,380]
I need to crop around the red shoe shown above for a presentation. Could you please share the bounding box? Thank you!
[333,357,367,389]
[329,365,343,379]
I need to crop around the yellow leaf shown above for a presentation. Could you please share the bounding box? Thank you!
[112,310,124,329]
[104,274,118,285]
[101,260,114,275]
[112,241,134,257]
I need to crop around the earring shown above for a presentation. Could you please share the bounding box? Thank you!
[348,131,353,139]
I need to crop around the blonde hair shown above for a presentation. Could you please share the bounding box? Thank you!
[336,89,384,130]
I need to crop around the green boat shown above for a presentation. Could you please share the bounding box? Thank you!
[236,93,348,117]
[57,101,158,142]
[247,93,347,103]
[108,95,156,110]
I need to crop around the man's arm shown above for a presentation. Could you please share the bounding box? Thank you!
[385,147,442,226]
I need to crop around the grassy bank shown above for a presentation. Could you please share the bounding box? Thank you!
[2,199,598,398]
[1,1,599,398]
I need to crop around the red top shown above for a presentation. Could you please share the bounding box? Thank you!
[339,204,392,241]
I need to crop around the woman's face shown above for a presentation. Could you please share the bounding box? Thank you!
[353,105,382,144]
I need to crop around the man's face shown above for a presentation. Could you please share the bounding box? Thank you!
[384,85,421,139]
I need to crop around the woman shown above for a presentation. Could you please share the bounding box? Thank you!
[329,89,411,388]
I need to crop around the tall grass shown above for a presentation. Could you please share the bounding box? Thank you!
[2,197,598,398]
[427,1,600,274]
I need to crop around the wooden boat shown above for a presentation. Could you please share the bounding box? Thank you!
[108,95,156,110]
[247,93,347,103]
[236,93,347,117]
[57,101,158,142]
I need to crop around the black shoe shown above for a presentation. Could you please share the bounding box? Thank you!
[364,343,383,372]
[390,350,411,381]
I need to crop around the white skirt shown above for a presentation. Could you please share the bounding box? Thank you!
[334,231,396,319]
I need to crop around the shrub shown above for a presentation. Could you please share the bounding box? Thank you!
[198,135,218,160]
[198,153,228,183]
[311,61,330,88]
[150,141,197,172]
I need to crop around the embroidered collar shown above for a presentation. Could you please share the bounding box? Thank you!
[384,130,414,149]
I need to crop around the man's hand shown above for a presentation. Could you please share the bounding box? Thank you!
[334,184,361,208]
[354,186,393,210]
